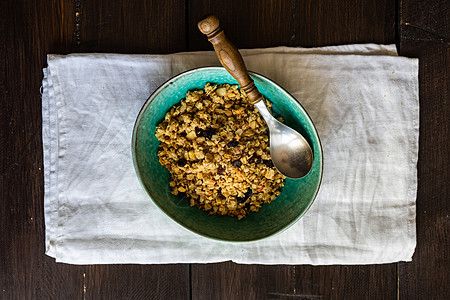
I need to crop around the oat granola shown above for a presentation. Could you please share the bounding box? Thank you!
[155,83,285,219]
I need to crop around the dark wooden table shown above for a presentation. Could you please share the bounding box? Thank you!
[1,1,448,299]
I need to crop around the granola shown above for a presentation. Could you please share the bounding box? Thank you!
[155,83,285,219]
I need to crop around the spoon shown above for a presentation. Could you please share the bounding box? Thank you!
[198,15,313,178]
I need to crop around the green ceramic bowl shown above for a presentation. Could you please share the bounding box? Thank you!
[132,67,322,242]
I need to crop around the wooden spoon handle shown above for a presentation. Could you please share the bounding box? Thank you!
[197,15,263,105]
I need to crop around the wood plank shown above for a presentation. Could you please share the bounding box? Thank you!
[0,0,84,299]
[0,0,189,299]
[192,262,397,299]
[397,0,449,298]
[78,0,186,54]
[188,1,398,299]
[85,265,189,299]
[187,0,395,51]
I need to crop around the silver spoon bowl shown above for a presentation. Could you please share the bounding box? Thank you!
[254,101,313,178]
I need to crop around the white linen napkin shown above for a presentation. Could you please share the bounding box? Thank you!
[42,44,418,265]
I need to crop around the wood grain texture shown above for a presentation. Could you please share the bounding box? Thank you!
[0,1,189,299]
[191,262,397,299]
[0,1,84,299]
[85,265,190,299]
[78,0,186,53]
[397,0,449,299]
[188,0,396,51]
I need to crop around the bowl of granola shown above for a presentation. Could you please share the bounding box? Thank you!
[132,67,322,241]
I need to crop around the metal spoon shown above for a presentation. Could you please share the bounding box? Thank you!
[198,15,313,178]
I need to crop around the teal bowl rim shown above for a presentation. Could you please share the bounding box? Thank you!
[131,66,323,242]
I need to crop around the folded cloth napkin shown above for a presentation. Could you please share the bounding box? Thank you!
[42,44,418,265]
